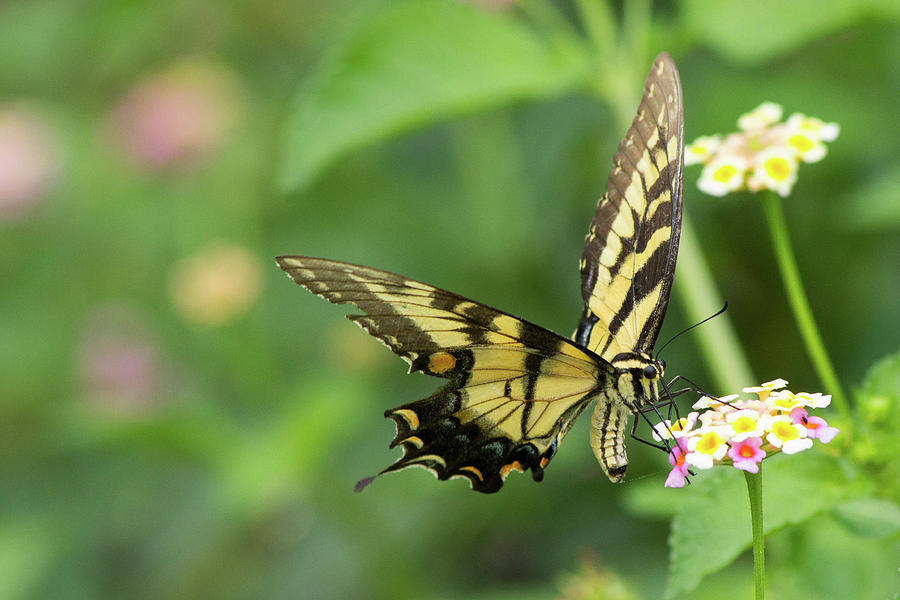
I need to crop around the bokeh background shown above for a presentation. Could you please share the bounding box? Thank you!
[2,1,899,599]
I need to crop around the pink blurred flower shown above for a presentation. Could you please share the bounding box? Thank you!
[109,60,241,171]
[0,105,61,220]
[79,304,163,415]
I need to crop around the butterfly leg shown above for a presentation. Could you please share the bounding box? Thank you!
[666,375,744,410]
[665,374,710,397]
[629,402,676,453]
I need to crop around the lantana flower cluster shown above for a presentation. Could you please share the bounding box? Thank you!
[685,102,839,198]
[654,379,839,488]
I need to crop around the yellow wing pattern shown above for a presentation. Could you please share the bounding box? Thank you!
[575,52,684,362]
[277,256,612,492]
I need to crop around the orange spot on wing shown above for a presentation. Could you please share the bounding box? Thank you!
[500,461,524,480]
[428,351,457,374]
[539,456,550,469]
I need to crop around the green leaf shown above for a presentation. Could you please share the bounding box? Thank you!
[279,0,589,192]
[858,351,900,405]
[853,351,900,477]
[856,351,900,436]
[833,497,900,539]
[775,512,900,599]
[681,0,900,64]
[665,452,852,599]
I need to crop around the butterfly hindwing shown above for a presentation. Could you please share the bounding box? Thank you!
[576,52,684,361]
[276,256,612,492]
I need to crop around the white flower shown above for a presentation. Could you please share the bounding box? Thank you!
[786,113,839,142]
[742,378,789,400]
[748,146,798,197]
[795,392,831,409]
[767,389,805,412]
[698,155,748,196]
[692,393,738,410]
[651,412,699,441]
[685,430,729,469]
[724,409,767,442]
[765,416,813,454]
[685,104,838,200]
[786,131,827,163]
[685,135,722,166]
[738,102,783,131]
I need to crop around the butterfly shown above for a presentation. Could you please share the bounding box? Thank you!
[277,52,684,493]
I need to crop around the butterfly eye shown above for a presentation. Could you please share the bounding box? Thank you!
[659,359,666,372]
[643,365,658,380]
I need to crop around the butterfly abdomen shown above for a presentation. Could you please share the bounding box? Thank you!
[588,399,630,482]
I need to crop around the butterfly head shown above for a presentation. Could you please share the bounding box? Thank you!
[610,352,665,410]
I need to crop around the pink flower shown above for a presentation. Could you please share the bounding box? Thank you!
[109,61,241,171]
[654,379,838,487]
[665,440,690,488]
[79,304,164,415]
[789,407,808,424]
[791,407,839,443]
[0,105,61,220]
[727,437,766,474]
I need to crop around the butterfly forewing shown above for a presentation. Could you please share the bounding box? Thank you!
[276,256,611,492]
[576,52,684,361]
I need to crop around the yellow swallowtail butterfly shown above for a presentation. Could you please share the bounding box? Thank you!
[278,53,684,492]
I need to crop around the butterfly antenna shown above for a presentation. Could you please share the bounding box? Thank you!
[655,301,728,359]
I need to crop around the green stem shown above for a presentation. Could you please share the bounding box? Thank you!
[744,468,765,600]
[759,192,850,422]
[676,216,757,392]
[518,0,580,41]
[574,0,616,57]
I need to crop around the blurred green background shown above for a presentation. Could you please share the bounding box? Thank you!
[2,1,899,599]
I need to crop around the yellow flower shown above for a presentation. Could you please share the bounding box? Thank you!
[169,242,262,326]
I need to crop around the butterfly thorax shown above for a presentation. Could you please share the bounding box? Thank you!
[588,351,664,482]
